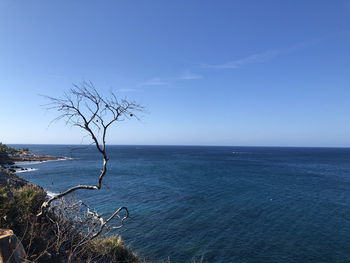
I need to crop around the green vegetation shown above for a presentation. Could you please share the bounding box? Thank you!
[0,142,20,156]
[84,236,140,263]
[0,142,142,262]
[0,142,14,164]
[0,185,51,259]
[0,142,29,165]
[0,184,142,262]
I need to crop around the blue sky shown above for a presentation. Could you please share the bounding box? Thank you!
[1,0,350,146]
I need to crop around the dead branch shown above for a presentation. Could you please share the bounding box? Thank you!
[37,81,143,254]
[38,81,143,216]
[37,81,144,260]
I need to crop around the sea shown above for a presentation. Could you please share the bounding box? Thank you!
[10,145,350,263]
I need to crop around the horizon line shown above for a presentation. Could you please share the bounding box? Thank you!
[6,143,350,149]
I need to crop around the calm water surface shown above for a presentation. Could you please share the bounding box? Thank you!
[12,145,350,262]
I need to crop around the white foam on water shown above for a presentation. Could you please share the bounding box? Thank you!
[16,168,38,173]
[46,191,59,198]
[15,157,72,166]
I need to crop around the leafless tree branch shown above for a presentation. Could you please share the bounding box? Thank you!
[37,81,143,244]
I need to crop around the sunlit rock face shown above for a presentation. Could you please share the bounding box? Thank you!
[0,229,26,263]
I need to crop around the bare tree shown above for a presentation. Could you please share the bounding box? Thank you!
[38,81,143,240]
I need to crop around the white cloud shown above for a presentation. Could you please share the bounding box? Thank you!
[178,71,203,80]
[202,40,316,69]
[204,49,282,69]
[138,77,168,86]
[137,71,202,87]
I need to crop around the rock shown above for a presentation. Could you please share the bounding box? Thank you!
[0,167,41,189]
[0,229,26,263]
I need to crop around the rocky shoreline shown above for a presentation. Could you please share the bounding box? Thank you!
[0,166,43,190]
[0,145,142,263]
[10,154,66,163]
[0,146,66,173]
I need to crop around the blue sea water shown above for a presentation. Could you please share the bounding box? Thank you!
[11,145,350,262]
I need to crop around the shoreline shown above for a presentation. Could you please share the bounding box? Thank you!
[0,167,140,262]
[15,167,39,173]
[2,155,72,174]
[0,144,143,262]
[10,155,68,163]
[0,151,70,194]
[14,156,73,165]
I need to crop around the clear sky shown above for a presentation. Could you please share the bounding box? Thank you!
[1,0,350,147]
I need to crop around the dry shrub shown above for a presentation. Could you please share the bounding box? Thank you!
[0,186,142,263]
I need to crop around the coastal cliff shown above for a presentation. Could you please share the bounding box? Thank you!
[0,152,141,263]
[0,167,41,189]
[0,142,63,162]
